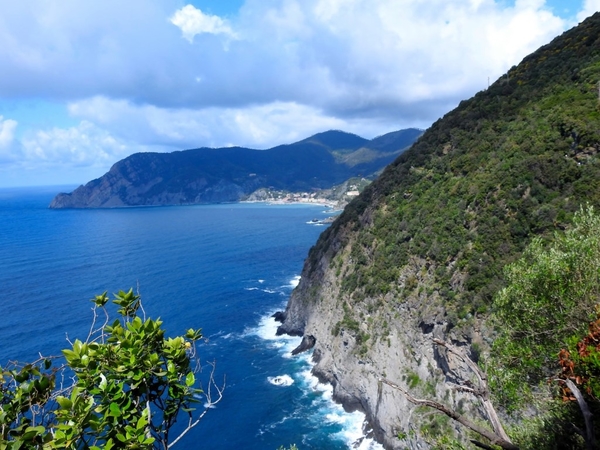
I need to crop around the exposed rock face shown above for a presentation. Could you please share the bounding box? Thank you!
[279,240,485,448]
[291,335,316,355]
[49,129,423,208]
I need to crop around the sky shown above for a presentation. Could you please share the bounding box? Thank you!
[0,0,598,187]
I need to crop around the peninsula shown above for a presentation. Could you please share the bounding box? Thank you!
[49,129,422,209]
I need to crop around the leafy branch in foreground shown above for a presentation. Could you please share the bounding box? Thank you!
[0,289,224,449]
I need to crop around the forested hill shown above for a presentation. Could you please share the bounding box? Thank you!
[307,11,600,315]
[49,128,422,208]
[278,12,600,449]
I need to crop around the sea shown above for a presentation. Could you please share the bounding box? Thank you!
[0,186,383,450]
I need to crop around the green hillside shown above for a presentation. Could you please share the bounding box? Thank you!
[316,12,600,318]
[49,129,422,208]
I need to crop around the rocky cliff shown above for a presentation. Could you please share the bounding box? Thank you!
[49,129,422,208]
[278,13,600,449]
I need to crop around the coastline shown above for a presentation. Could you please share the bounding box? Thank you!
[241,198,344,210]
[257,308,384,450]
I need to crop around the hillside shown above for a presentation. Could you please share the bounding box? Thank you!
[278,13,600,449]
[48,129,422,208]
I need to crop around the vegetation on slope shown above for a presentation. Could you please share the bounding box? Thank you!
[489,205,600,449]
[311,12,600,321]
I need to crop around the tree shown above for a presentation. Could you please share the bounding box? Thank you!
[492,205,600,406]
[380,206,600,449]
[0,289,224,449]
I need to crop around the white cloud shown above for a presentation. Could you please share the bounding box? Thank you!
[0,0,570,113]
[0,116,21,164]
[19,121,132,168]
[0,116,17,148]
[578,0,600,21]
[66,96,397,150]
[0,0,593,186]
[170,5,236,42]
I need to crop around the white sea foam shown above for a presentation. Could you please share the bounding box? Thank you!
[267,374,294,386]
[288,275,301,288]
[296,353,384,449]
[249,314,302,356]
[252,306,384,449]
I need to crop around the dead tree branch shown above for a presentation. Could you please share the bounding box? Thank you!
[564,379,597,450]
[433,338,511,443]
[380,378,518,449]
[379,378,519,450]
[168,361,225,448]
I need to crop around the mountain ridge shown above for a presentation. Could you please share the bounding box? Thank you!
[49,128,423,208]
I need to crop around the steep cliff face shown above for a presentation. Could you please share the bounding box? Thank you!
[49,129,423,208]
[280,226,484,448]
[279,13,600,449]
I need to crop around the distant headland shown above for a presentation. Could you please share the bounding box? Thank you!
[49,129,422,209]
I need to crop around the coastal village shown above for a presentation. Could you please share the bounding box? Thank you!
[243,177,370,211]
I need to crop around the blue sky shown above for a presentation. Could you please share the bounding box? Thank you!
[0,0,596,187]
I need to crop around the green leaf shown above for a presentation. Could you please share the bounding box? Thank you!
[185,372,195,387]
[56,396,72,410]
[91,291,109,307]
[109,402,121,417]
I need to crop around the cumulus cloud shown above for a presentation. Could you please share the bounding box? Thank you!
[0,117,157,186]
[67,96,393,150]
[0,116,17,148]
[20,121,131,167]
[0,0,596,186]
[578,0,600,21]
[0,0,571,113]
[170,5,236,42]
[0,116,21,163]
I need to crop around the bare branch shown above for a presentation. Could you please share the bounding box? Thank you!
[136,281,147,321]
[433,338,511,443]
[564,379,597,450]
[471,440,497,450]
[168,361,225,449]
[447,382,482,396]
[433,338,487,390]
[379,378,519,450]
[85,305,110,344]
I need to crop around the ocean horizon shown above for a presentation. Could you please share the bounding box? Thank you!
[0,186,383,450]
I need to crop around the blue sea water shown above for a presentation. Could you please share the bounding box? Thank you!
[0,186,382,450]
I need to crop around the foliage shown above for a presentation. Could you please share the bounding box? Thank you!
[559,310,600,400]
[304,12,600,323]
[490,206,600,408]
[507,401,585,450]
[0,289,222,450]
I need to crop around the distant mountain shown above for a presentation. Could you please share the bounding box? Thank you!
[49,129,423,208]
